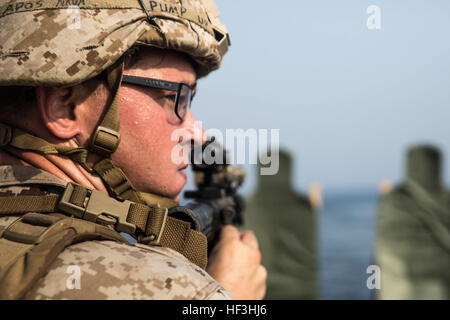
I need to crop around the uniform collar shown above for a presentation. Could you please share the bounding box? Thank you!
[0,165,67,189]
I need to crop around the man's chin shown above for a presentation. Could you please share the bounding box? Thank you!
[172,170,188,202]
[155,172,187,202]
[135,171,186,202]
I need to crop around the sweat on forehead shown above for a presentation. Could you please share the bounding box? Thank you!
[124,46,198,79]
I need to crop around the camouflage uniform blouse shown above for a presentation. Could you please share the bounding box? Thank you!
[0,165,232,300]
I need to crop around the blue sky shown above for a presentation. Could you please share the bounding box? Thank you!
[186,0,450,194]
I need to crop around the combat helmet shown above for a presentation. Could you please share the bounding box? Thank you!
[0,0,230,206]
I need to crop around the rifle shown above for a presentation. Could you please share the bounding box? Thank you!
[168,137,245,251]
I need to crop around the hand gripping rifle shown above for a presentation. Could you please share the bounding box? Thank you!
[168,137,246,251]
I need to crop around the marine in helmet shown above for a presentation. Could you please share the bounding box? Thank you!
[0,0,266,299]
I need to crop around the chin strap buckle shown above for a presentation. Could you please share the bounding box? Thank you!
[89,126,121,156]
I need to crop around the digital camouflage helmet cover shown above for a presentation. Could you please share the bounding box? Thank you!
[0,0,230,85]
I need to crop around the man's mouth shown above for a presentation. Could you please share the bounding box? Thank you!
[178,167,187,182]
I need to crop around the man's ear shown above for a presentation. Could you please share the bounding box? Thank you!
[35,86,81,140]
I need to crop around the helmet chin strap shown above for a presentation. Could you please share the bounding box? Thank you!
[0,56,178,209]
[86,57,179,208]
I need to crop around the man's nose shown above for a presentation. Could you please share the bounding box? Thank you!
[181,109,207,145]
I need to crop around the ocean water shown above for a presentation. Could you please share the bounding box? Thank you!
[319,189,379,300]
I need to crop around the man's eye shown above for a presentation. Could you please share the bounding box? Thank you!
[162,94,176,102]
[157,94,176,108]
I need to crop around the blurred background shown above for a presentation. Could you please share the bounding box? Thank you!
[181,0,450,299]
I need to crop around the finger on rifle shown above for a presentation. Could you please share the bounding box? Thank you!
[219,225,240,242]
[240,230,259,250]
